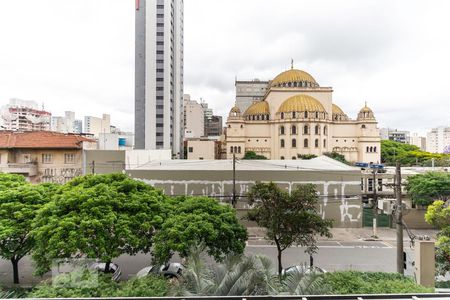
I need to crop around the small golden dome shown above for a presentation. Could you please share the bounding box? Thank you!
[277,95,325,113]
[271,69,318,88]
[332,104,346,115]
[359,102,373,113]
[230,105,241,114]
[243,101,269,116]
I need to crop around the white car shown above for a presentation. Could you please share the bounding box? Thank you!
[90,262,122,281]
[282,265,326,276]
[137,262,184,279]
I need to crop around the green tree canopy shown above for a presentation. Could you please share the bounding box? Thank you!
[32,173,166,275]
[247,182,332,274]
[0,175,56,284]
[243,151,267,160]
[323,152,349,164]
[381,140,450,166]
[152,196,247,264]
[425,200,450,276]
[406,172,450,206]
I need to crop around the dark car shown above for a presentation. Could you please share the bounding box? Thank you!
[136,262,184,279]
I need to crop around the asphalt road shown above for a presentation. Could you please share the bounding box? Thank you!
[0,240,409,286]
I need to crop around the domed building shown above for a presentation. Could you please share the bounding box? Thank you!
[225,67,381,163]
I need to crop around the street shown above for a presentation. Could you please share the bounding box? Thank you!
[0,240,406,286]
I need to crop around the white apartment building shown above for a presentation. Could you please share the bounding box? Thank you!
[135,0,184,158]
[0,98,51,131]
[427,126,450,153]
[51,111,83,134]
[183,94,204,138]
[84,114,111,137]
[410,133,426,151]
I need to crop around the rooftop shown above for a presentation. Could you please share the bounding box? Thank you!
[0,131,96,149]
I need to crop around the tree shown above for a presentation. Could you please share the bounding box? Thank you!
[0,176,55,284]
[381,140,450,167]
[247,182,332,275]
[32,173,166,275]
[425,200,450,276]
[152,196,247,264]
[406,172,450,206]
[323,152,349,165]
[243,151,267,160]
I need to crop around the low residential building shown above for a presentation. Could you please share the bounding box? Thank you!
[0,98,51,131]
[98,132,134,150]
[0,131,96,183]
[426,126,450,153]
[186,139,221,160]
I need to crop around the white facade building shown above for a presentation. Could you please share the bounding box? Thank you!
[84,114,111,137]
[0,98,51,131]
[410,133,426,151]
[135,0,184,158]
[98,132,134,150]
[51,111,83,134]
[183,94,204,138]
[427,126,450,153]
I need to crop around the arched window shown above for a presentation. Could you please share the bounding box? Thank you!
[374,146,377,152]
[280,139,285,148]
[304,111,308,118]
[370,146,373,152]
[304,138,309,148]
[256,115,260,120]
[280,156,285,160]
[230,146,233,153]
[366,146,369,152]
[266,114,270,120]
[228,124,231,128]
[323,139,327,148]
[323,126,327,135]
[315,112,319,119]
[292,112,296,118]
[234,146,238,153]
[303,125,309,134]
[362,124,366,129]
[280,126,285,135]
[252,115,255,120]
[315,125,320,135]
[292,138,297,148]
[240,124,243,128]
[238,146,241,153]
[291,125,297,134]
[292,156,297,160]
[315,139,319,148]
[281,112,284,119]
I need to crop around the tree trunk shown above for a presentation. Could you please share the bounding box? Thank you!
[11,257,19,284]
[274,239,283,275]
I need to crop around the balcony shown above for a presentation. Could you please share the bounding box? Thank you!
[2,162,38,176]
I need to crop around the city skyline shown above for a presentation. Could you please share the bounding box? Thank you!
[1,0,450,135]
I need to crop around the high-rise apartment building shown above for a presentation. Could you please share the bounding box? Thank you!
[427,126,450,153]
[135,0,184,158]
[380,128,410,144]
[235,79,269,113]
[51,111,83,134]
[410,133,426,151]
[0,98,51,131]
[84,114,111,137]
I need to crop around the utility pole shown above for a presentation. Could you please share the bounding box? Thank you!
[91,160,95,174]
[232,153,236,208]
[395,160,404,275]
[372,168,378,238]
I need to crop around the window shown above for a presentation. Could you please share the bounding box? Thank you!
[292,112,296,118]
[315,125,320,135]
[230,146,234,153]
[292,156,297,160]
[368,178,373,192]
[292,138,297,148]
[303,125,309,134]
[188,147,193,153]
[378,178,383,191]
[323,139,327,147]
[281,112,284,119]
[374,146,377,152]
[291,125,297,135]
[315,111,319,119]
[280,126,285,135]
[238,146,241,153]
[304,138,309,148]
[280,139,285,148]
[42,154,52,164]
[304,111,308,118]
[64,154,75,164]
[361,124,366,129]
[315,139,319,148]
[323,126,327,135]
[280,156,285,160]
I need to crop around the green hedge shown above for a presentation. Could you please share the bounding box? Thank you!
[323,271,433,294]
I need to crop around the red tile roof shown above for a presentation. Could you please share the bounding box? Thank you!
[0,131,96,149]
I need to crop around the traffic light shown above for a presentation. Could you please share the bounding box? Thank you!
[403,251,407,269]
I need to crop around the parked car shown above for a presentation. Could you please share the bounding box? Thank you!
[90,262,122,281]
[136,262,184,279]
[282,265,326,276]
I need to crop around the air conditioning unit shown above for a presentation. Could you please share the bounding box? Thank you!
[378,199,394,215]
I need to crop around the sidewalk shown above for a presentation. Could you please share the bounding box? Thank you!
[248,227,439,242]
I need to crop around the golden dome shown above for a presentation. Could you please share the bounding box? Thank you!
[271,69,318,87]
[244,101,269,116]
[359,102,373,113]
[332,104,346,115]
[230,105,241,114]
[277,95,325,113]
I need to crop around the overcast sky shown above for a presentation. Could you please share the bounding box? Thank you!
[1,0,449,135]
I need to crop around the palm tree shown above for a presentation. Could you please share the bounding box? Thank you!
[281,267,330,295]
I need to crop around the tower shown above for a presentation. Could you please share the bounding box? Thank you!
[135,0,184,157]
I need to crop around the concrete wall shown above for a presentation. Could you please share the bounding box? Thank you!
[127,168,363,228]
[83,150,126,175]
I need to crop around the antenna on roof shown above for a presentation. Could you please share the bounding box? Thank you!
[291,58,294,70]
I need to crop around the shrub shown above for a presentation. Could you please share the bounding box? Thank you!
[115,275,169,297]
[323,271,433,294]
